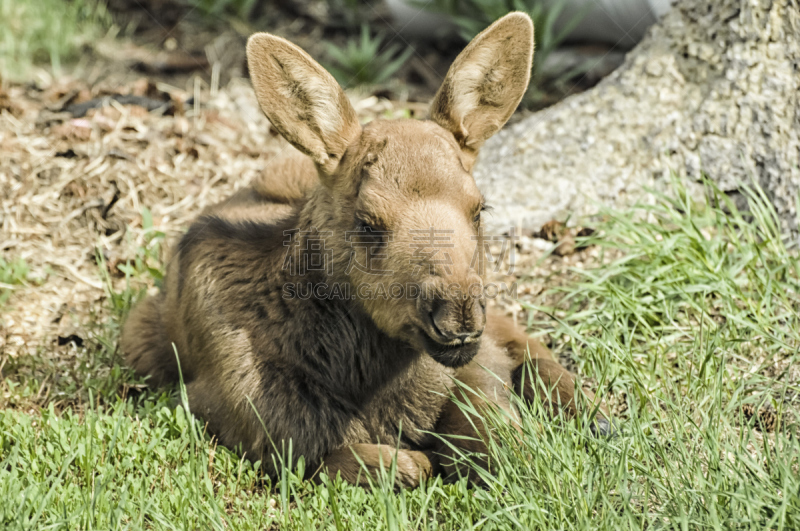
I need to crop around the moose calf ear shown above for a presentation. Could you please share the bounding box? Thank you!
[246,33,361,178]
[429,12,534,169]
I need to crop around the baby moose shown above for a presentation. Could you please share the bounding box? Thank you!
[122,12,611,488]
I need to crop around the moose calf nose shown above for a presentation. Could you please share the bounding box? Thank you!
[430,296,486,344]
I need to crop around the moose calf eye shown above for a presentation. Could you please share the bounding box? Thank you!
[474,202,491,225]
[355,217,387,246]
[473,203,489,225]
[356,217,376,233]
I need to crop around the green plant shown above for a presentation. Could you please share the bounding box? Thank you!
[0,0,111,81]
[324,25,414,88]
[95,207,165,320]
[117,207,166,286]
[0,256,30,306]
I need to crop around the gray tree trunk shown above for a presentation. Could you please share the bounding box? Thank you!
[474,0,800,234]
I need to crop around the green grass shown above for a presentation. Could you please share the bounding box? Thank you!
[0,0,111,82]
[2,178,800,529]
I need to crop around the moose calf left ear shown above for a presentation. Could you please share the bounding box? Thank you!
[246,33,361,179]
[429,12,534,170]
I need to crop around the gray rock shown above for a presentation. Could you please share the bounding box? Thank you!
[474,0,800,235]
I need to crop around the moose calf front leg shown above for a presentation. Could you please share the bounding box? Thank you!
[319,444,437,489]
[434,343,521,484]
[487,311,613,434]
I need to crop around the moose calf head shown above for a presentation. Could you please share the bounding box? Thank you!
[246,13,533,369]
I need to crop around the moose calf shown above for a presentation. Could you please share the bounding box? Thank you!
[122,12,611,488]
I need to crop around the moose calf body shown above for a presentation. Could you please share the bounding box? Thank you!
[122,12,609,488]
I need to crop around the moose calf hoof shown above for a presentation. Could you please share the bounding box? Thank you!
[590,418,619,438]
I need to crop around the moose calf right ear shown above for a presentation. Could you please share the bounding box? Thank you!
[429,12,534,170]
[246,33,361,178]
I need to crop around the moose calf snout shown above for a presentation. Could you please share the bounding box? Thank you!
[429,295,485,345]
[417,279,486,368]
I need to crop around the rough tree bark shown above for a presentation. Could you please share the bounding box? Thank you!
[474,0,800,234]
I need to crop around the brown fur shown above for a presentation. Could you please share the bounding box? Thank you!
[121,12,610,489]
